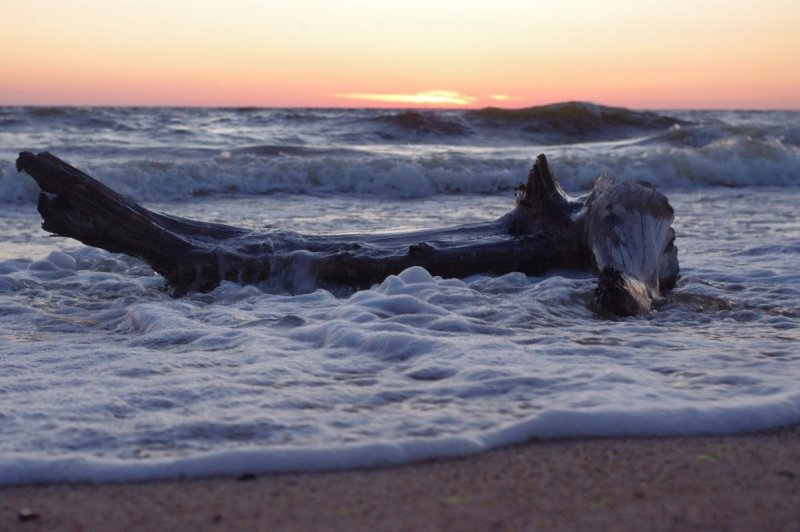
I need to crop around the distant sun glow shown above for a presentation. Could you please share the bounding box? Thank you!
[336,91,477,106]
[489,94,522,102]
[0,0,798,108]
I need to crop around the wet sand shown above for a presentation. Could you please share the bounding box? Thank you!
[3,425,800,531]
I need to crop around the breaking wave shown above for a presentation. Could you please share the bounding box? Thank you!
[368,111,471,140]
[3,139,798,205]
[466,101,685,142]
[356,102,682,143]
[1,103,797,203]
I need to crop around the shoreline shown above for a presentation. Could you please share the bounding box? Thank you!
[3,425,799,531]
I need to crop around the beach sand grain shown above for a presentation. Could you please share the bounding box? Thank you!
[3,425,799,531]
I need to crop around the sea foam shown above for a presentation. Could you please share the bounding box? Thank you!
[1,187,799,486]
[3,137,799,205]
[1,107,799,486]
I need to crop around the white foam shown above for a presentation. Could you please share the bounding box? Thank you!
[46,251,77,270]
[2,123,800,486]
[4,128,799,205]
[2,392,799,486]
[0,160,41,202]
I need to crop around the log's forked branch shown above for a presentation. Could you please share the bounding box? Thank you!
[517,154,573,218]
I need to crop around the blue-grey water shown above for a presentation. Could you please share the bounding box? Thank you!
[0,103,798,485]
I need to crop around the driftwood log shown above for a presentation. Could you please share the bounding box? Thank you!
[16,152,678,316]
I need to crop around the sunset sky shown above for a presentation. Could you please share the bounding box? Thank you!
[1,0,798,109]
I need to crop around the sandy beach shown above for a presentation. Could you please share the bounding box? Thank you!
[2,424,799,531]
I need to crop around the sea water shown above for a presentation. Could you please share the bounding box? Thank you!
[0,103,798,485]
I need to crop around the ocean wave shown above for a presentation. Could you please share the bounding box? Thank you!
[27,106,78,118]
[0,160,42,202]
[2,137,799,204]
[783,127,800,147]
[466,101,684,142]
[369,110,471,139]
[353,102,683,144]
[554,135,800,188]
[5,392,800,485]
[75,154,530,201]
[642,124,728,148]
[230,145,360,157]
[2,105,798,204]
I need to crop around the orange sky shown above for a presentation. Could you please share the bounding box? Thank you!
[1,0,798,109]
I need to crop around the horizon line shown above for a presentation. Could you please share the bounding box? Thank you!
[2,101,799,112]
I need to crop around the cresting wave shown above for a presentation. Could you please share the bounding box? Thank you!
[2,138,799,203]
[465,101,684,142]
[0,103,798,203]
[360,102,684,142]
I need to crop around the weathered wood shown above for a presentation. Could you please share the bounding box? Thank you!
[584,175,678,315]
[16,151,678,316]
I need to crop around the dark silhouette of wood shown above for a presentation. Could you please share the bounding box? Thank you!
[16,151,678,316]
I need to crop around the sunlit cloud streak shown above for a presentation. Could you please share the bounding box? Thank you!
[489,94,522,101]
[335,90,477,106]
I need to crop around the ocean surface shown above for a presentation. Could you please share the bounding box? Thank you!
[0,102,798,485]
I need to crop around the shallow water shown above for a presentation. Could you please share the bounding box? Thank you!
[0,104,798,484]
[1,187,799,484]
